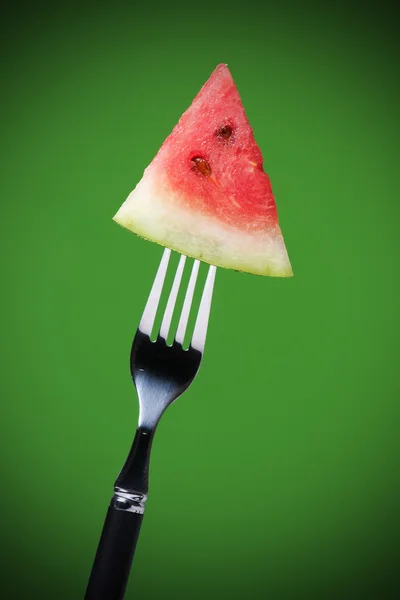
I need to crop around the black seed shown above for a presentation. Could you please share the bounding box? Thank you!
[216,125,233,141]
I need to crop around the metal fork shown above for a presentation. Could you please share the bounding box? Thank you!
[85,249,216,600]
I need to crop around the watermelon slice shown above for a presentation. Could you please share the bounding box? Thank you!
[113,64,292,277]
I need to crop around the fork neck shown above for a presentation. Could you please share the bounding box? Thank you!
[114,426,155,509]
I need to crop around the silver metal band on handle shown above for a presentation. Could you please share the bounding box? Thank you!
[111,489,147,514]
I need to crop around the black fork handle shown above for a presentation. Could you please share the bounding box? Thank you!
[85,503,144,600]
[85,428,152,599]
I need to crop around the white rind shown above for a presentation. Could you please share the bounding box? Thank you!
[113,172,293,277]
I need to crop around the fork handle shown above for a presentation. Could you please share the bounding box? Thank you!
[85,503,143,600]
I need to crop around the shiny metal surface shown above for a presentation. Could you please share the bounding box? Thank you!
[159,254,186,340]
[114,249,216,510]
[139,248,171,337]
[111,490,147,514]
[175,259,200,345]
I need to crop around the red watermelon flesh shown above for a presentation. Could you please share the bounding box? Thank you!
[113,64,292,277]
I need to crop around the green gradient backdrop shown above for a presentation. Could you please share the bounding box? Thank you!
[2,1,399,599]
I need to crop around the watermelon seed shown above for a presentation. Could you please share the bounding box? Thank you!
[216,124,233,141]
[191,156,212,177]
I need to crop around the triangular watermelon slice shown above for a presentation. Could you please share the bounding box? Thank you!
[113,64,292,277]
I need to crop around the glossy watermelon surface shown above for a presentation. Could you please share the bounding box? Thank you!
[114,64,292,276]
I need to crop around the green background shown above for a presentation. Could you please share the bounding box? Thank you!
[2,1,399,598]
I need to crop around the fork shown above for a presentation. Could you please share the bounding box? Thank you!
[85,248,216,600]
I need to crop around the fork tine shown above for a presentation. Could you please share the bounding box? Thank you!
[139,248,171,336]
[175,259,200,346]
[191,265,217,352]
[159,254,186,340]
